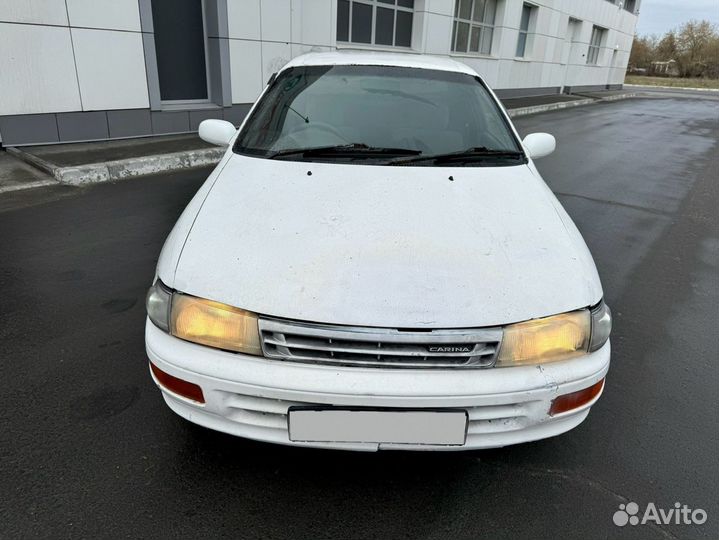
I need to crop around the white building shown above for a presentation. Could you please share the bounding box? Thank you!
[0,0,640,146]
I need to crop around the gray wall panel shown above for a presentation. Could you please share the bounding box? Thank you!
[205,0,230,106]
[223,104,252,127]
[206,37,233,107]
[0,106,255,145]
[138,0,154,32]
[0,114,59,145]
[142,34,163,111]
[563,84,613,93]
[189,109,223,131]
[207,39,223,106]
[151,111,190,134]
[494,87,561,99]
[205,0,229,38]
[57,111,109,141]
[218,37,232,107]
[107,109,153,138]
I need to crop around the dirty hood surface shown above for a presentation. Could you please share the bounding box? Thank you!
[171,154,602,328]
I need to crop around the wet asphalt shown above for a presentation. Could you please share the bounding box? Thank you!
[1,96,717,539]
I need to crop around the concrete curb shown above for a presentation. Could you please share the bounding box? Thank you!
[507,92,638,118]
[507,97,595,117]
[5,91,639,188]
[7,146,224,186]
[624,83,719,93]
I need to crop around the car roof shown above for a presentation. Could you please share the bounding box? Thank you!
[280,50,479,77]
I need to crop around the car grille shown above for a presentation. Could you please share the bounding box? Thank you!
[258,318,503,368]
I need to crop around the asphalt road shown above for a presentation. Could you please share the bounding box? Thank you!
[1,96,717,539]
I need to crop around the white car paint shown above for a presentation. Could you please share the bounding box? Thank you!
[281,50,479,76]
[167,155,601,328]
[147,51,610,450]
[146,322,609,451]
[197,119,236,147]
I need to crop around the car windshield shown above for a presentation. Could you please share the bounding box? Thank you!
[233,65,524,166]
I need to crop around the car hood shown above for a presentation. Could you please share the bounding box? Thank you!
[169,154,602,328]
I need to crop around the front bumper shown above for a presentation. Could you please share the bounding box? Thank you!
[145,320,610,451]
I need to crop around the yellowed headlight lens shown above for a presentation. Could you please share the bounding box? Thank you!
[170,294,262,355]
[496,310,590,366]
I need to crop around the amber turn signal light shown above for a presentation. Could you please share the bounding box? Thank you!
[549,378,604,416]
[150,362,205,404]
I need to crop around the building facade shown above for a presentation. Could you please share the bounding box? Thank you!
[0,0,640,146]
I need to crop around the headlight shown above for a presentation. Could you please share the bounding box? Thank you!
[496,301,611,367]
[146,280,262,355]
[496,310,590,366]
[170,293,262,355]
[146,279,171,332]
[589,301,612,352]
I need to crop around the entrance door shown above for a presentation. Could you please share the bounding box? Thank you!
[561,18,582,93]
[608,49,619,87]
[151,0,210,104]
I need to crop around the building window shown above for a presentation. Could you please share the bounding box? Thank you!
[623,0,637,13]
[451,0,497,55]
[587,25,605,65]
[336,0,415,47]
[515,3,535,58]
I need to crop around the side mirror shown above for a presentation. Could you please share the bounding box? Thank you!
[198,119,237,147]
[522,133,556,159]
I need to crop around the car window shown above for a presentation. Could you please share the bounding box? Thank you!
[234,65,521,162]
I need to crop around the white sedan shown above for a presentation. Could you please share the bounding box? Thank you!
[145,51,611,451]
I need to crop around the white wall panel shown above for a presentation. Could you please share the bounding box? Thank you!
[0,0,68,25]
[228,0,261,40]
[0,23,81,115]
[458,56,500,87]
[0,0,642,117]
[66,0,141,31]
[532,34,549,61]
[66,0,140,32]
[423,12,452,54]
[410,10,427,50]
[261,41,291,82]
[291,0,333,46]
[494,59,513,88]
[291,44,331,57]
[216,0,638,96]
[72,28,149,110]
[229,39,263,103]
[261,0,291,42]
[423,0,455,17]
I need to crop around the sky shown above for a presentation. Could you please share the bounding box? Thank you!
[635,0,719,36]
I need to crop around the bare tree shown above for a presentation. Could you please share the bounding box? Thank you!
[677,20,716,63]
[629,20,719,78]
[629,35,656,68]
[655,32,678,61]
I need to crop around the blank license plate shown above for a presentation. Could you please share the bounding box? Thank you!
[288,409,468,445]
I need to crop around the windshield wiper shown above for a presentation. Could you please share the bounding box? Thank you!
[389,147,525,166]
[268,143,422,160]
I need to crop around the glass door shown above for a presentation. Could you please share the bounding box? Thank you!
[151,0,210,105]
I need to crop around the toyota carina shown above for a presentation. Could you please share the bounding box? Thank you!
[145,51,611,451]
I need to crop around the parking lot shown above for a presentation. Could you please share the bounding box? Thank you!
[1,95,717,539]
